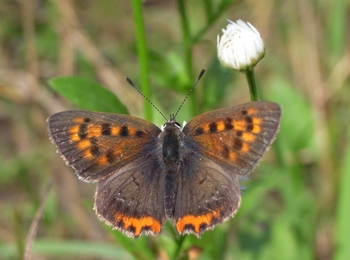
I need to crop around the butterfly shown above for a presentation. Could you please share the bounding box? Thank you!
[47,100,281,238]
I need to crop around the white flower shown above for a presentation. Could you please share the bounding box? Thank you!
[217,19,265,71]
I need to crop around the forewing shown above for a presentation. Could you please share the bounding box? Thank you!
[47,111,161,181]
[183,101,281,176]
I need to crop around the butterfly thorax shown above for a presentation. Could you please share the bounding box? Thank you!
[159,121,184,174]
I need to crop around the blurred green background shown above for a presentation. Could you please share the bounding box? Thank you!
[0,0,349,259]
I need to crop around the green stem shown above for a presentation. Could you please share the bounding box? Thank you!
[131,0,152,121]
[173,235,187,259]
[245,68,258,101]
[177,0,197,115]
[203,0,213,22]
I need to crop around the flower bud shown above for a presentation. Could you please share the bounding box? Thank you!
[217,19,265,71]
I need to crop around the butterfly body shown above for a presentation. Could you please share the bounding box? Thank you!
[48,101,281,238]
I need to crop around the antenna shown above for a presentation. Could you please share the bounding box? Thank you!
[126,68,206,122]
[173,68,206,118]
[125,77,168,121]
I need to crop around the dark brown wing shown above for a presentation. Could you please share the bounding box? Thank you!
[47,111,162,182]
[48,110,166,237]
[94,141,166,238]
[173,101,281,236]
[183,101,281,176]
[174,153,241,236]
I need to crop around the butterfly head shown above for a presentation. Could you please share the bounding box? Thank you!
[161,114,181,131]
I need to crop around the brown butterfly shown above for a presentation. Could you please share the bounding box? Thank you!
[47,100,281,238]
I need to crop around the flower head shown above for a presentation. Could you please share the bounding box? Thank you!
[217,19,265,71]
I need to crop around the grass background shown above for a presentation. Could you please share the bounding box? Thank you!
[0,0,349,259]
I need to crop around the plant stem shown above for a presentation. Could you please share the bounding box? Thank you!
[131,0,152,120]
[245,68,258,101]
[177,0,197,115]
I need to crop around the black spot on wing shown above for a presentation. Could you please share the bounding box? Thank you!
[195,127,204,135]
[120,126,129,137]
[78,124,88,139]
[136,130,145,137]
[245,116,253,124]
[90,138,100,156]
[102,123,112,136]
[246,124,254,132]
[245,116,254,132]
[209,122,217,133]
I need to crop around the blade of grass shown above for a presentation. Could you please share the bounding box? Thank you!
[34,240,133,259]
[328,0,346,58]
[335,130,350,260]
[177,0,197,116]
[130,0,152,121]
[0,240,133,260]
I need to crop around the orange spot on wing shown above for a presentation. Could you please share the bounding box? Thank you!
[247,108,257,115]
[87,125,102,138]
[229,151,237,161]
[242,133,255,142]
[126,126,134,135]
[83,150,93,159]
[69,125,80,141]
[115,214,161,237]
[73,117,85,123]
[111,126,120,135]
[176,211,221,234]
[251,124,262,134]
[203,124,210,133]
[233,120,246,131]
[216,121,225,131]
[241,143,250,153]
[96,155,108,166]
[252,117,262,125]
[77,139,91,149]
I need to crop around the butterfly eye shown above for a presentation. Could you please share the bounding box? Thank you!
[162,121,181,130]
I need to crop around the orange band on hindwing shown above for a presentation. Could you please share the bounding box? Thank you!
[175,210,221,235]
[114,213,162,237]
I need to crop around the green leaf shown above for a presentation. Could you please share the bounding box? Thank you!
[49,77,128,114]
